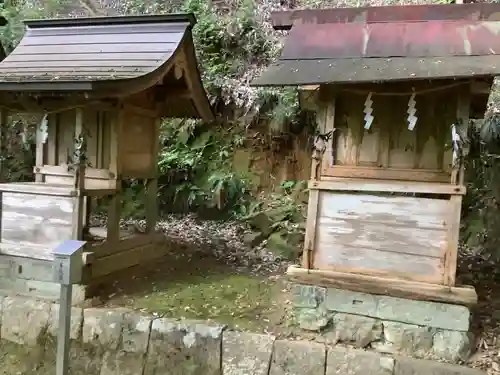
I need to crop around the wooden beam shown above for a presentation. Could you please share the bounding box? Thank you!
[311,178,466,195]
[35,165,113,180]
[322,165,451,183]
[285,265,478,307]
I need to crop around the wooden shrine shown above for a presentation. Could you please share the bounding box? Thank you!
[252,3,500,306]
[0,14,213,302]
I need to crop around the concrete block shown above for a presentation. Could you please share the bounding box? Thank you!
[270,339,326,375]
[394,356,486,375]
[144,318,225,375]
[223,331,275,375]
[48,303,83,340]
[325,287,470,331]
[1,296,51,345]
[82,308,126,350]
[326,346,394,375]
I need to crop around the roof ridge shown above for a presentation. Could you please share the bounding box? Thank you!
[23,13,196,29]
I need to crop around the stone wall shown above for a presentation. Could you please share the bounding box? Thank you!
[0,295,484,375]
[293,284,473,363]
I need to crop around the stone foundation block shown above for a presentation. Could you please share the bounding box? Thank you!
[394,356,485,375]
[270,339,326,375]
[100,313,154,375]
[296,306,331,331]
[292,284,326,308]
[83,308,126,350]
[100,350,147,375]
[326,346,394,375]
[1,296,51,345]
[327,313,383,348]
[48,303,83,340]
[144,318,224,375]
[372,322,434,357]
[223,331,275,375]
[432,330,472,362]
[324,287,470,331]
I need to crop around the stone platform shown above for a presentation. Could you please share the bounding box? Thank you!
[0,295,484,375]
[293,284,473,363]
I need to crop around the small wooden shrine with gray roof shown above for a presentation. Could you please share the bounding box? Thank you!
[0,14,213,302]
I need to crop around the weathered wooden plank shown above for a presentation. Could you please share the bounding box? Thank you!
[314,191,447,283]
[314,240,442,280]
[286,265,477,307]
[317,216,446,258]
[90,232,163,258]
[90,243,160,279]
[3,254,53,281]
[318,192,449,230]
[120,113,156,176]
[0,182,74,196]
[1,192,73,247]
[0,277,85,304]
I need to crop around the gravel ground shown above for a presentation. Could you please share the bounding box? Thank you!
[120,213,291,275]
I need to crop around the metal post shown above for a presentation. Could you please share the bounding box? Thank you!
[56,284,73,375]
[52,240,86,375]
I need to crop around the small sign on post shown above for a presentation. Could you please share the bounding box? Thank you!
[52,240,86,375]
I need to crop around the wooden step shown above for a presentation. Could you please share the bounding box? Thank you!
[0,182,74,197]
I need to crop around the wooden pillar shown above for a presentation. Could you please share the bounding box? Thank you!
[443,85,470,286]
[71,108,85,240]
[35,113,47,182]
[303,94,335,269]
[106,106,122,243]
[145,118,160,234]
[145,178,158,234]
[0,109,6,243]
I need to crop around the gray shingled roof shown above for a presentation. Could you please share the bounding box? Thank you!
[0,14,214,121]
[0,14,193,83]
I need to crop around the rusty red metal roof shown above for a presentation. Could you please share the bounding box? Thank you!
[253,18,500,86]
[282,21,500,60]
[271,3,500,30]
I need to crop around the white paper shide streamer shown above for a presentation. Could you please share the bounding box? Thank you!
[451,123,461,167]
[363,92,374,130]
[407,92,417,131]
[39,113,49,144]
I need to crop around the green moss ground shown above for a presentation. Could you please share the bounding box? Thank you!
[100,249,292,333]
